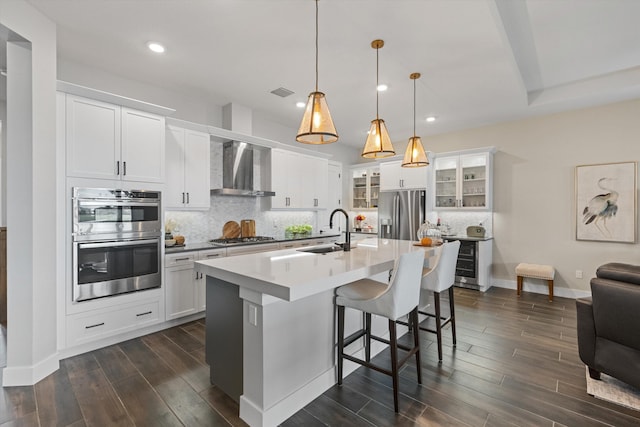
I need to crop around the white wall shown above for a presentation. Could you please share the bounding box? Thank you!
[0,0,59,385]
[425,99,640,295]
[0,99,5,226]
[58,58,224,127]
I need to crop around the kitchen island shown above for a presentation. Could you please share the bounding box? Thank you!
[194,238,435,427]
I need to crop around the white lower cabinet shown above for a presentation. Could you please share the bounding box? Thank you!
[66,299,161,348]
[165,253,198,320]
[165,249,226,320]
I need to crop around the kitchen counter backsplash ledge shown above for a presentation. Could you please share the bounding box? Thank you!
[165,232,341,254]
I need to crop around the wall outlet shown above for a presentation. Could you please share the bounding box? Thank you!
[249,304,258,326]
[575,270,583,279]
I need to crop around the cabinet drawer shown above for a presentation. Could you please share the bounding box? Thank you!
[67,311,125,346]
[66,300,162,347]
[128,301,160,326]
[165,252,196,267]
[198,249,226,260]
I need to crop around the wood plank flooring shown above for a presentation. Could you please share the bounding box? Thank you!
[1,287,639,426]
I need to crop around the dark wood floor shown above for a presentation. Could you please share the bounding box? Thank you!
[1,287,640,426]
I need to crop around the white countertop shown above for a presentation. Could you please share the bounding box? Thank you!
[195,238,435,302]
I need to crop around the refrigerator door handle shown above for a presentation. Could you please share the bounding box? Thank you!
[392,193,400,239]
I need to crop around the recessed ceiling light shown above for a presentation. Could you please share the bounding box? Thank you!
[147,42,165,54]
[426,116,437,123]
[377,84,388,92]
[296,101,306,108]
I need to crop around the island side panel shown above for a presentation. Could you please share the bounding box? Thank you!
[240,288,337,426]
[206,276,243,402]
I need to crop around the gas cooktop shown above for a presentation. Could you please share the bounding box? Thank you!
[209,236,276,246]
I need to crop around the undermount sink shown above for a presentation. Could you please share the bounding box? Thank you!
[297,245,346,254]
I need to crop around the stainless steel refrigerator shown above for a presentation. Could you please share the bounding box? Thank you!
[378,190,426,241]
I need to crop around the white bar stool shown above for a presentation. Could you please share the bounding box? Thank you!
[335,249,425,412]
[418,240,461,362]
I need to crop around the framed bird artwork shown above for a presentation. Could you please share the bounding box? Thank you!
[575,161,637,243]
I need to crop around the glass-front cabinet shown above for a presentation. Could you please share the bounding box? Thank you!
[433,147,494,211]
[351,166,380,209]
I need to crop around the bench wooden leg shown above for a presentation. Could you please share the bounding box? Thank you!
[547,279,554,302]
[517,275,523,296]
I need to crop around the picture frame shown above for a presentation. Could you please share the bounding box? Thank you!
[575,161,637,243]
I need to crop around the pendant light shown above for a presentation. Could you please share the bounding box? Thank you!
[362,39,395,159]
[296,0,338,144]
[401,73,429,167]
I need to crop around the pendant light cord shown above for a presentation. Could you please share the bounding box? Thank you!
[376,46,379,120]
[413,77,416,137]
[315,0,319,93]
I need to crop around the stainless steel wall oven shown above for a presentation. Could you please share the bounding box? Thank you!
[72,188,162,302]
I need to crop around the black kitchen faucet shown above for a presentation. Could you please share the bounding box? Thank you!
[329,208,351,252]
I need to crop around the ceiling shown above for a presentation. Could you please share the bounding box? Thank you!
[16,0,640,149]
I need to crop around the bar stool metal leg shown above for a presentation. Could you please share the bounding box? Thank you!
[449,287,456,347]
[434,292,443,361]
[337,305,345,385]
[365,313,372,362]
[388,318,399,412]
[411,308,422,385]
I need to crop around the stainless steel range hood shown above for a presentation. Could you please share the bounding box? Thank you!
[210,103,275,197]
[210,141,275,197]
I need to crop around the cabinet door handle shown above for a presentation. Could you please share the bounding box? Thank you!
[85,322,105,329]
[205,253,220,258]
[123,161,127,176]
[182,192,185,204]
[186,193,190,204]
[174,257,191,262]
[116,161,120,175]
[136,311,152,317]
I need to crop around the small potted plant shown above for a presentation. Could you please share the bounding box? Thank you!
[354,214,366,231]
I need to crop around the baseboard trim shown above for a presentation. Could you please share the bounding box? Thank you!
[2,352,59,386]
[491,278,591,299]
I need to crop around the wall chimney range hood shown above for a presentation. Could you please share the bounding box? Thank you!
[210,103,275,197]
[210,141,275,197]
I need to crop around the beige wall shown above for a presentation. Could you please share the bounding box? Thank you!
[425,99,640,295]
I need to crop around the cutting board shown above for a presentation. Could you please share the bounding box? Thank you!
[241,219,256,237]
[222,221,241,238]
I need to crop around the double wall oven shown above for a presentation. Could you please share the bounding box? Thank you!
[72,188,162,302]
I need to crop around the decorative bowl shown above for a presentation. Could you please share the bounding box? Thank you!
[165,239,176,247]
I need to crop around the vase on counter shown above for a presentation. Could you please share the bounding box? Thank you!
[354,220,362,231]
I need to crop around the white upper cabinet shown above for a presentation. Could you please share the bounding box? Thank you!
[308,156,328,209]
[65,94,165,183]
[270,149,328,210]
[379,160,428,191]
[432,147,494,211]
[165,126,211,210]
[271,149,298,209]
[66,95,120,180]
[120,108,165,182]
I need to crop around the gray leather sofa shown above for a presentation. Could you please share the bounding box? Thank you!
[576,263,640,389]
